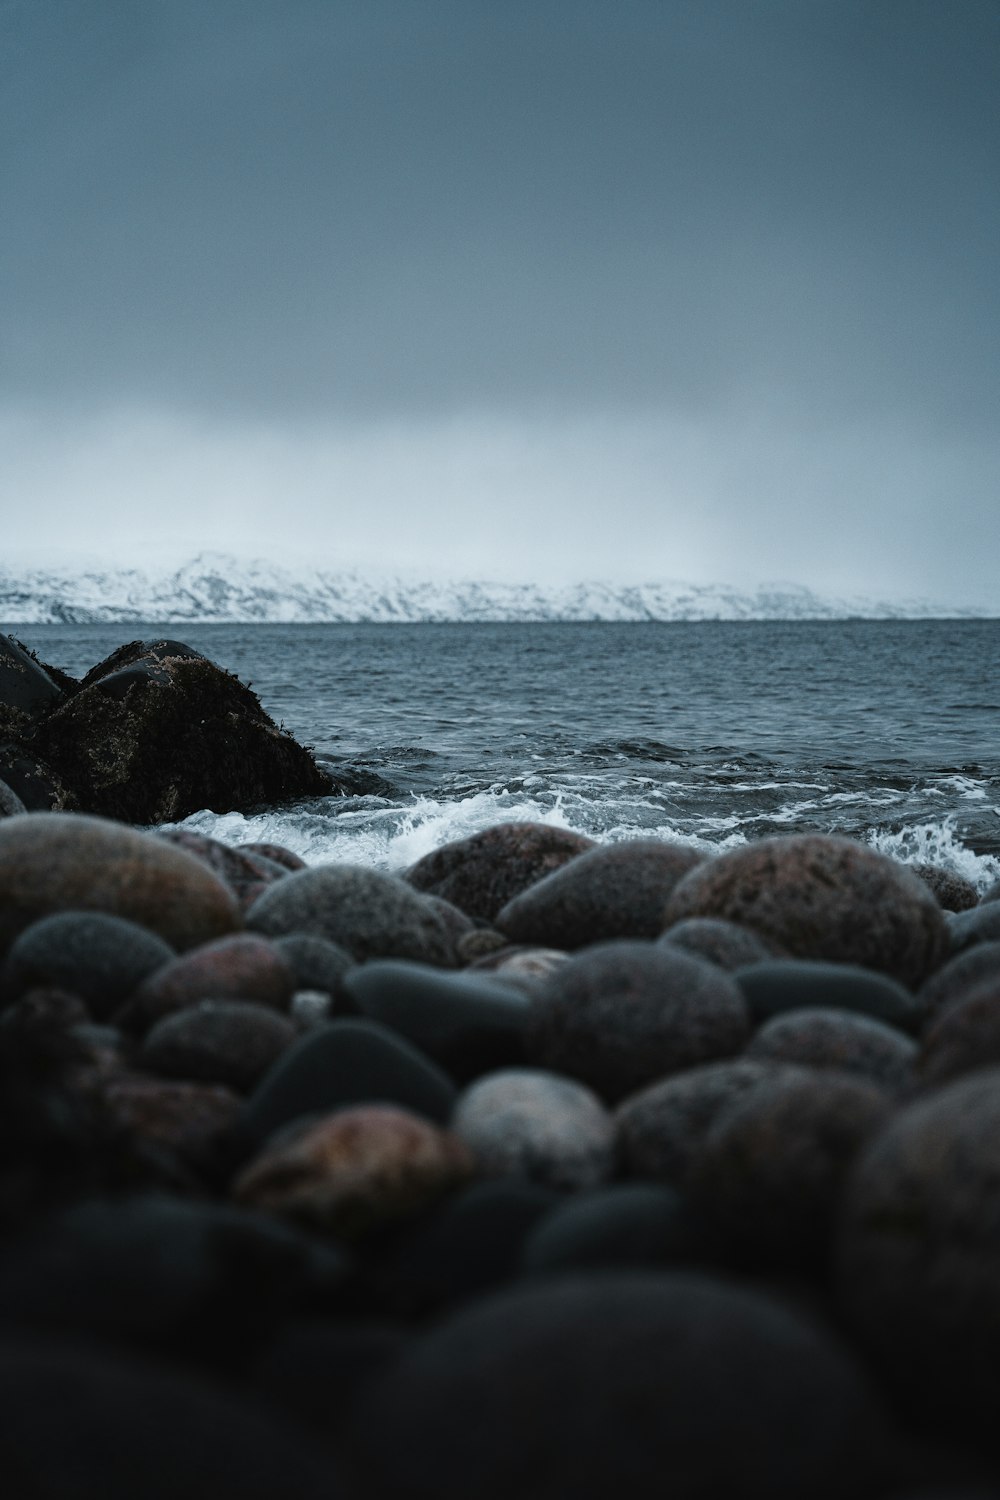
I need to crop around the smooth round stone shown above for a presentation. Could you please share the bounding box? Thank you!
[455,927,510,964]
[663,834,947,988]
[520,1183,705,1273]
[238,840,307,871]
[157,827,291,909]
[528,940,749,1102]
[290,989,334,1027]
[0,812,240,955]
[658,915,784,970]
[838,1070,1000,1437]
[349,1272,889,1500]
[1,910,174,1018]
[0,1337,354,1499]
[910,862,980,913]
[101,1074,242,1170]
[616,1059,807,1187]
[423,894,476,946]
[451,1068,616,1190]
[495,838,703,949]
[141,1000,297,1092]
[343,959,530,1080]
[746,1007,916,1090]
[0,1193,348,1364]
[734,959,920,1031]
[363,1178,559,1317]
[273,933,355,1005]
[233,1103,475,1239]
[247,864,456,967]
[117,932,297,1033]
[917,942,1000,1022]
[405,820,595,922]
[946,903,1000,954]
[689,1070,891,1268]
[0,777,26,818]
[240,1017,460,1147]
[916,985,1000,1089]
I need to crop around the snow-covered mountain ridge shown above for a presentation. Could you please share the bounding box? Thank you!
[0,554,992,624]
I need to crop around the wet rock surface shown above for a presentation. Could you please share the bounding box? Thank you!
[910,862,981,912]
[140,1000,298,1092]
[405,820,595,921]
[658,914,784,969]
[117,932,297,1034]
[663,834,948,988]
[451,1067,616,1190]
[734,958,922,1031]
[2,910,175,1018]
[495,837,703,948]
[746,1007,916,1090]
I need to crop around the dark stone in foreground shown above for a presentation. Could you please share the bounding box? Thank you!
[838,1069,1000,1439]
[32,638,334,822]
[2,910,175,1018]
[528,940,749,1102]
[946,903,1000,954]
[274,933,355,1003]
[734,959,921,1032]
[520,1183,705,1273]
[658,915,783,970]
[916,985,1000,1089]
[917,942,1000,1021]
[495,838,703,948]
[406,820,595,921]
[663,834,947,988]
[141,1000,297,1092]
[118,933,297,1034]
[349,1272,890,1500]
[746,1007,916,1090]
[247,864,457,967]
[0,632,64,717]
[240,1017,459,1146]
[0,1337,352,1499]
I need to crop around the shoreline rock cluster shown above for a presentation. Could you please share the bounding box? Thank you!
[0,631,335,822]
[1,810,1000,1496]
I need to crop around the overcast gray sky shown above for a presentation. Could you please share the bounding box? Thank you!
[2,0,998,601]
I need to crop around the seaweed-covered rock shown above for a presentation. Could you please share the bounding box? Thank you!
[0,633,64,718]
[663,835,947,988]
[29,638,334,822]
[406,821,595,922]
[495,839,703,949]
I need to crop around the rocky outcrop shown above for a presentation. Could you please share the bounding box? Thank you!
[0,633,336,823]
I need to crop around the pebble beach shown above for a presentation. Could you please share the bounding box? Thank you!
[3,804,1000,1497]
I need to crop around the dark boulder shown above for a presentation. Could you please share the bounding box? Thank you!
[406,820,595,921]
[910,862,980,913]
[26,638,334,822]
[0,633,64,718]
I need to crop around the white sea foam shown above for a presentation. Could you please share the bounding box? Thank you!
[867,818,1000,893]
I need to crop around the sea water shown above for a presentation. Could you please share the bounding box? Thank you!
[18,619,1000,890]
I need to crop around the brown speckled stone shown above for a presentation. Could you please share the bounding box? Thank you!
[102,1074,242,1167]
[838,1070,1000,1434]
[495,839,703,949]
[116,933,297,1034]
[662,834,947,988]
[405,821,595,922]
[451,1068,616,1190]
[616,1059,803,1187]
[0,812,240,955]
[237,841,307,872]
[689,1069,890,1267]
[527,940,749,1103]
[916,984,1000,1089]
[909,862,980,913]
[157,828,289,912]
[141,1000,297,1092]
[233,1104,475,1239]
[746,1008,916,1091]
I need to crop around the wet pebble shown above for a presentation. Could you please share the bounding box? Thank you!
[141,999,297,1092]
[734,958,921,1031]
[520,1182,705,1273]
[273,932,354,1008]
[528,939,749,1102]
[916,984,1000,1089]
[405,820,595,922]
[495,838,703,948]
[0,812,240,954]
[1,910,175,1019]
[233,1102,475,1239]
[343,958,530,1080]
[663,833,947,988]
[349,1271,889,1500]
[116,932,297,1033]
[240,1017,459,1148]
[157,827,289,910]
[101,1074,242,1170]
[247,863,456,967]
[746,1007,916,1090]
[658,915,784,970]
[451,1068,616,1190]
[910,862,981,913]
[688,1069,891,1268]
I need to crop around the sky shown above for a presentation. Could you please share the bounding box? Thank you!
[2,0,998,602]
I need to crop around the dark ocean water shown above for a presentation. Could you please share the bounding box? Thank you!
[18,619,1000,889]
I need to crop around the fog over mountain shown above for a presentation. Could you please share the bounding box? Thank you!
[2,2,998,606]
